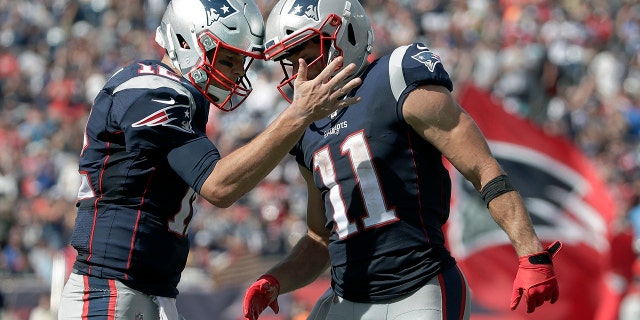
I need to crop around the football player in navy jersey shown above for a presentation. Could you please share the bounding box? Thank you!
[57,0,363,318]
[243,0,562,319]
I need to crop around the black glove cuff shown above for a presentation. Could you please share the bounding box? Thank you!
[528,253,552,264]
[527,242,561,264]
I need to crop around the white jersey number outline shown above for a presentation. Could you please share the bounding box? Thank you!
[313,130,398,239]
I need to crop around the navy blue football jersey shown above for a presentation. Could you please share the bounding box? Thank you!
[71,60,220,297]
[291,43,458,302]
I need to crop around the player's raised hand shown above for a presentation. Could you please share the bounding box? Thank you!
[510,241,562,313]
[291,56,362,123]
[243,275,280,320]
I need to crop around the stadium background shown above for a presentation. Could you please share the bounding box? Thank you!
[1,0,640,319]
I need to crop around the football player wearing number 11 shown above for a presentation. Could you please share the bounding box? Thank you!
[243,0,562,319]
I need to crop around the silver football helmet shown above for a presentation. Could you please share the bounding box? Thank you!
[155,0,264,111]
[263,0,374,101]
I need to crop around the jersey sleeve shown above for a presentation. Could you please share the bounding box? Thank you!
[388,43,453,105]
[403,43,453,91]
[167,136,220,193]
[112,74,204,152]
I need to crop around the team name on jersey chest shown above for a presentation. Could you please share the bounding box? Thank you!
[323,120,348,138]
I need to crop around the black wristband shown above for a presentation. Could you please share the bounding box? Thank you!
[480,174,517,208]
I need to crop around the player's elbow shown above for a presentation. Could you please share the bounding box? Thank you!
[204,196,235,208]
[199,183,239,208]
[204,192,238,208]
[212,199,235,208]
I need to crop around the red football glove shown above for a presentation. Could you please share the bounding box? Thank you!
[243,274,280,320]
[510,241,562,313]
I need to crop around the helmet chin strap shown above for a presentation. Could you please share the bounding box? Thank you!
[206,84,230,104]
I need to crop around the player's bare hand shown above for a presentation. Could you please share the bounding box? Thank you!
[291,56,362,123]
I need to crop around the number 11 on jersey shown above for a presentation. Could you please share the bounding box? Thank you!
[313,130,398,239]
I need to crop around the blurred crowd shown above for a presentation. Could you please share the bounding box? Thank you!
[2,0,640,318]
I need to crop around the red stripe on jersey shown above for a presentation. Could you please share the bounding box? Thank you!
[87,140,110,273]
[125,165,158,278]
[406,131,431,244]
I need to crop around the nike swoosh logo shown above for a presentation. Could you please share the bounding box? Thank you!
[416,44,429,50]
[151,97,176,105]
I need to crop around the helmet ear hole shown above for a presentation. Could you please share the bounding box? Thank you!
[347,23,356,46]
[176,34,189,49]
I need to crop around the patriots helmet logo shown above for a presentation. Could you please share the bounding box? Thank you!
[202,0,238,26]
[411,51,442,73]
[132,104,194,133]
[288,0,319,21]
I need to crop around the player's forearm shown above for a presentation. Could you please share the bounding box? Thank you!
[198,105,308,207]
[265,234,330,294]
[488,191,544,256]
